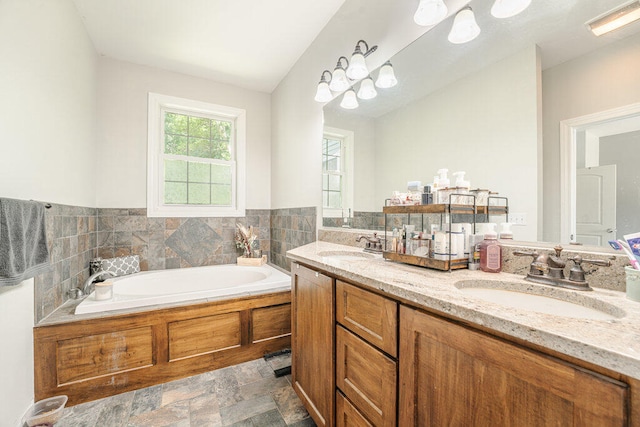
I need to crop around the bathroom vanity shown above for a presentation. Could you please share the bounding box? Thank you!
[288,241,640,426]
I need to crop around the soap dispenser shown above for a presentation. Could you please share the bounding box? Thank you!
[436,168,450,204]
[499,222,513,240]
[452,171,471,204]
[479,223,501,273]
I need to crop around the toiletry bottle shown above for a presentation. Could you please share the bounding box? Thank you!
[468,234,483,270]
[436,168,450,204]
[499,222,513,240]
[452,171,471,204]
[479,223,501,273]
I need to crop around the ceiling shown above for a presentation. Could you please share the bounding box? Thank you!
[326,0,640,118]
[71,0,346,93]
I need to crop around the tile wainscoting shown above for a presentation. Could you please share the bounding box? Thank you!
[270,207,316,271]
[36,207,273,323]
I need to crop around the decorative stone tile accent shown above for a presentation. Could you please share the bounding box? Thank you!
[270,207,316,271]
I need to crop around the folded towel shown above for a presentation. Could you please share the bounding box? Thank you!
[0,198,51,286]
[99,255,140,277]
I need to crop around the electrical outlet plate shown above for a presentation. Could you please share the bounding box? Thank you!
[511,213,527,226]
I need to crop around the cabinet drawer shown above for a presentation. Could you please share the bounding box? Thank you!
[336,391,373,427]
[336,280,397,357]
[336,326,396,427]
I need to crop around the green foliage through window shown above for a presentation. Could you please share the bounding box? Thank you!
[163,111,234,206]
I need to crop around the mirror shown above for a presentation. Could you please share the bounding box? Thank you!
[321,0,640,246]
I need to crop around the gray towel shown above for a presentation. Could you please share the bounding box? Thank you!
[0,198,51,286]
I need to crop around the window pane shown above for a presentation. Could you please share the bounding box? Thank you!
[211,120,231,140]
[165,159,187,181]
[211,184,232,205]
[322,174,329,191]
[329,175,341,191]
[164,134,188,155]
[188,183,211,204]
[189,116,210,139]
[211,164,232,184]
[328,192,342,209]
[324,155,340,172]
[326,139,341,156]
[323,191,329,208]
[188,162,210,183]
[165,182,187,204]
[189,137,212,158]
[212,139,231,161]
[165,113,188,135]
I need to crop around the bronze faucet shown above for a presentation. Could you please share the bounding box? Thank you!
[356,232,383,253]
[514,245,610,291]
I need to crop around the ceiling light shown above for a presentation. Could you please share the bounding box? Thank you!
[314,70,333,103]
[375,61,398,89]
[357,77,377,100]
[340,89,359,109]
[586,0,640,36]
[414,0,449,26]
[490,0,531,19]
[448,7,481,44]
[329,56,351,92]
[346,40,378,80]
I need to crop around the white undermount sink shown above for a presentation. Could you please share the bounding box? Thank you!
[317,250,378,261]
[455,281,625,321]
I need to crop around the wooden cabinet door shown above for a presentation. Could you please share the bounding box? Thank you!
[336,280,397,357]
[292,263,335,427]
[399,305,629,426]
[336,326,397,427]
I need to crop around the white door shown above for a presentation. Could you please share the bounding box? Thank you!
[575,165,616,245]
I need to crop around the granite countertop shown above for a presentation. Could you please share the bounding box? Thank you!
[287,241,640,380]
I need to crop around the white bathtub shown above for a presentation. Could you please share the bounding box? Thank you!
[75,264,291,315]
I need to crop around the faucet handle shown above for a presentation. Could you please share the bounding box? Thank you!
[567,255,611,283]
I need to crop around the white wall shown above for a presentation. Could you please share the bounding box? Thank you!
[271,0,453,211]
[373,46,540,241]
[542,33,640,242]
[96,58,272,209]
[0,1,98,425]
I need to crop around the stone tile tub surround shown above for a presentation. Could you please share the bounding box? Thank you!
[34,206,271,323]
[318,227,630,293]
[35,203,98,322]
[287,241,640,381]
[270,207,316,271]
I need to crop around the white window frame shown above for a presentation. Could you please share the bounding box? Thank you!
[322,126,354,218]
[147,92,246,217]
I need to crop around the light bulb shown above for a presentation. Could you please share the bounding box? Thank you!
[357,77,377,100]
[375,62,398,89]
[346,50,368,80]
[340,89,359,109]
[329,66,350,92]
[314,81,333,103]
[414,0,448,26]
[491,0,531,18]
[448,7,481,44]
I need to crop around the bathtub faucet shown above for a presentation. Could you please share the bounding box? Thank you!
[81,270,115,296]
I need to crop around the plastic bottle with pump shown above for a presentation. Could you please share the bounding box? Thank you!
[452,171,471,204]
[479,223,502,273]
[499,223,513,240]
[436,168,450,204]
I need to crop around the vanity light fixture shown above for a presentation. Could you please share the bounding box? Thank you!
[314,70,333,103]
[490,0,531,19]
[340,89,359,109]
[346,40,378,80]
[414,0,449,26]
[357,76,378,100]
[586,0,640,36]
[448,7,481,44]
[375,61,398,89]
[329,56,351,92]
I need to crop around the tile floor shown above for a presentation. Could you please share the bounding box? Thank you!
[56,353,316,427]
